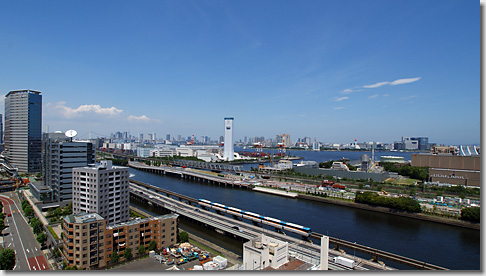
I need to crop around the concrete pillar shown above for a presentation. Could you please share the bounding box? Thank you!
[320,235,329,270]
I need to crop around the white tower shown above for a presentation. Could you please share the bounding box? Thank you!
[223,117,234,161]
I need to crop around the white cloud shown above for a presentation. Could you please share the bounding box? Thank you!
[363,81,389,88]
[339,88,363,94]
[400,95,417,100]
[334,96,349,102]
[48,102,123,118]
[383,94,390,97]
[368,94,379,99]
[362,77,421,89]
[390,77,421,86]
[333,107,344,110]
[127,115,158,123]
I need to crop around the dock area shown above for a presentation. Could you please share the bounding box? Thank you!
[252,187,298,198]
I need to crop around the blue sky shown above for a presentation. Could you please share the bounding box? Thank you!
[0,0,480,145]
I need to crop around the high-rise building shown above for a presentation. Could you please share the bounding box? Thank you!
[166,134,170,141]
[42,131,95,202]
[0,114,3,144]
[223,117,234,161]
[4,89,42,173]
[72,160,130,225]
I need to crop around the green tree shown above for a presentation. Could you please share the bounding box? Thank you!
[65,265,78,270]
[0,248,16,270]
[110,252,120,263]
[358,183,364,189]
[138,245,146,256]
[30,217,43,234]
[21,200,29,210]
[24,206,34,219]
[178,231,189,243]
[53,207,62,217]
[123,247,132,260]
[36,232,47,245]
[62,202,73,216]
[460,207,480,223]
[148,240,157,251]
[0,213,6,220]
[0,219,7,234]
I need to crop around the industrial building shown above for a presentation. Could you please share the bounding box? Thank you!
[4,89,42,173]
[242,234,330,270]
[42,131,95,202]
[243,234,289,270]
[61,212,179,269]
[72,161,130,225]
[412,154,480,187]
[379,156,406,163]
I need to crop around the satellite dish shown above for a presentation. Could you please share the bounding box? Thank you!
[65,130,77,138]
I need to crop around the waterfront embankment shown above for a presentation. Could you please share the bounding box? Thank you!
[296,194,480,230]
[252,187,298,198]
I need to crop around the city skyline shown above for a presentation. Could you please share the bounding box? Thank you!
[0,0,479,145]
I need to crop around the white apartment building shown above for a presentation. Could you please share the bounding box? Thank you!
[72,160,130,225]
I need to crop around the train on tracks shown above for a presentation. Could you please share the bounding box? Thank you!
[198,198,312,237]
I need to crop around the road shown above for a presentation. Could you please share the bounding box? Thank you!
[0,192,49,271]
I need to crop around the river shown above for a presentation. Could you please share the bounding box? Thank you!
[129,150,480,270]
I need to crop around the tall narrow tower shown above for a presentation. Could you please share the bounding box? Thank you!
[223,117,234,161]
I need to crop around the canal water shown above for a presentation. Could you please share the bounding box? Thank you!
[129,150,480,270]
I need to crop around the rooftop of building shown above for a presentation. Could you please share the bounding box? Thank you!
[106,213,179,229]
[262,258,314,271]
[76,160,128,171]
[29,181,52,192]
[6,89,42,97]
[64,212,104,224]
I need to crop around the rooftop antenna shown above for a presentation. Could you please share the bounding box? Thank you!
[65,129,78,142]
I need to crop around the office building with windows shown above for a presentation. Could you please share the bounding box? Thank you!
[42,131,95,202]
[4,89,42,173]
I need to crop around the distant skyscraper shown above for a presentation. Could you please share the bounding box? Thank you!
[4,89,42,173]
[139,133,143,141]
[166,134,170,141]
[153,132,156,141]
[223,117,234,161]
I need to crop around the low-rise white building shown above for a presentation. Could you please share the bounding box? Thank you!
[150,148,176,157]
[137,147,154,157]
[332,162,349,171]
[243,234,289,270]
